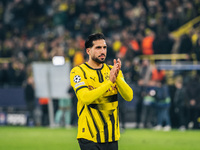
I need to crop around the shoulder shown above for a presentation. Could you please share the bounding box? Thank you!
[70,66,80,75]
[104,64,113,70]
[70,65,84,79]
[70,64,88,82]
[108,65,113,69]
[70,64,85,74]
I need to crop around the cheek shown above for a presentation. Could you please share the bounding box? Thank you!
[91,51,97,58]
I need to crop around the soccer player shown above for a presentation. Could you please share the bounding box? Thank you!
[70,33,133,150]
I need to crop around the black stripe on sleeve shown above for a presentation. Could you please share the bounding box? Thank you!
[109,113,115,142]
[79,105,85,117]
[97,110,108,142]
[76,86,88,93]
[87,106,101,143]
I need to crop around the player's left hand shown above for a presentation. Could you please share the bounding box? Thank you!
[116,58,121,71]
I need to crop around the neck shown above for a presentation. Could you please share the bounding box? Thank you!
[87,59,103,69]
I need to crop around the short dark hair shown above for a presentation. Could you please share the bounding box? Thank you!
[85,33,105,49]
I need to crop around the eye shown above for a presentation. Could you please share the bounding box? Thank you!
[96,46,101,49]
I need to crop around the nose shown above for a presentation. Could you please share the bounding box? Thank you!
[101,47,106,52]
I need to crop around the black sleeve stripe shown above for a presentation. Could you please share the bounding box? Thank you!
[79,105,85,117]
[78,66,87,79]
[76,86,88,93]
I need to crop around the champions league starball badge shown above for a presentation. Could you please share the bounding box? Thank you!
[73,75,81,83]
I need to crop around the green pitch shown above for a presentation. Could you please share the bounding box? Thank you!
[0,126,199,150]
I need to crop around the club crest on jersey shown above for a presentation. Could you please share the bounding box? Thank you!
[73,75,81,83]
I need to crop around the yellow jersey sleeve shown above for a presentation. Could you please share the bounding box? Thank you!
[116,70,133,101]
[70,66,88,93]
[107,65,133,101]
[70,66,113,105]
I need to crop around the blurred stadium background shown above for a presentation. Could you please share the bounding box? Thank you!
[0,0,200,149]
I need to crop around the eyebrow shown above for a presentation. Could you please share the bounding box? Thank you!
[95,46,107,48]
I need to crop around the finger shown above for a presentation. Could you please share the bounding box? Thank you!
[113,59,116,65]
[117,58,121,69]
[117,58,120,63]
[118,58,121,65]
[117,58,121,65]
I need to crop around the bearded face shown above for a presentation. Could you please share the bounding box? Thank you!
[91,53,106,64]
[87,39,107,64]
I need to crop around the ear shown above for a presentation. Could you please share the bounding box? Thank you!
[86,48,90,55]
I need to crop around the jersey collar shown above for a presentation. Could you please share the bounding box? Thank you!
[84,62,104,70]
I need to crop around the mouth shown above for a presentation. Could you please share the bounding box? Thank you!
[99,54,105,58]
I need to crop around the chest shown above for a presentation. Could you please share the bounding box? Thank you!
[85,69,110,88]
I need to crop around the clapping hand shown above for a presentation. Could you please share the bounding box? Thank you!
[109,58,121,83]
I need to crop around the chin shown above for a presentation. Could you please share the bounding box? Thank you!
[97,59,105,64]
[92,57,106,64]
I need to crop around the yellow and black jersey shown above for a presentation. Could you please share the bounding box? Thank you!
[70,62,133,143]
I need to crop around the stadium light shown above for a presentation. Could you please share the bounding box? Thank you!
[52,56,65,66]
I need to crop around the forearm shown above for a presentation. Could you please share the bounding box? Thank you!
[116,77,133,101]
[77,80,113,105]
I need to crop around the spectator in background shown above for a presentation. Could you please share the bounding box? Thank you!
[173,77,187,131]
[151,66,165,82]
[68,86,78,126]
[141,80,157,128]
[24,76,35,126]
[166,12,180,32]
[184,1,197,23]
[139,59,152,86]
[185,75,200,129]
[194,31,200,77]
[0,63,10,87]
[178,34,193,54]
[153,32,174,54]
[134,78,145,128]
[118,59,134,130]
[194,31,200,62]
[118,34,141,61]
[14,61,26,86]
[141,30,155,55]
[39,97,49,126]
[54,97,71,128]
[154,80,171,131]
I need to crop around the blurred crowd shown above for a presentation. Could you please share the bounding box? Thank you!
[0,0,200,129]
